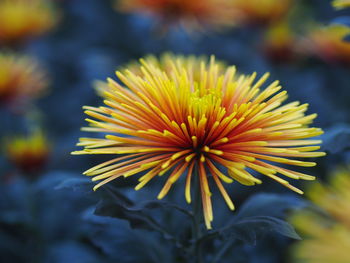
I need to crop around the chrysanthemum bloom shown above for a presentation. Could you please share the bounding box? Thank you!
[262,22,298,63]
[0,52,48,106]
[0,0,58,45]
[231,0,292,25]
[299,24,350,65]
[290,167,350,263]
[73,54,325,229]
[116,0,241,31]
[5,130,50,175]
[333,0,350,9]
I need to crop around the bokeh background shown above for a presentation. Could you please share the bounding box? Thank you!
[1,0,350,262]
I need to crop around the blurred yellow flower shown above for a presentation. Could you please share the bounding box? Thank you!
[0,0,58,45]
[0,52,48,106]
[300,24,350,64]
[333,0,350,9]
[231,0,292,25]
[73,54,325,229]
[290,166,350,263]
[115,0,240,31]
[5,130,50,174]
[262,22,297,62]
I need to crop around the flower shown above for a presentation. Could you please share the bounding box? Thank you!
[300,24,350,65]
[231,0,293,25]
[290,166,350,263]
[0,52,48,106]
[262,22,298,62]
[333,0,350,9]
[73,54,325,229]
[5,129,50,175]
[0,0,58,45]
[115,0,240,31]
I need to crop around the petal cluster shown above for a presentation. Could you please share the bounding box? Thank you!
[0,52,48,105]
[291,167,350,263]
[73,54,324,229]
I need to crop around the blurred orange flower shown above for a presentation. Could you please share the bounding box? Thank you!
[0,52,49,107]
[116,0,240,31]
[231,0,293,25]
[300,24,350,65]
[5,130,50,175]
[0,0,58,45]
[262,22,298,62]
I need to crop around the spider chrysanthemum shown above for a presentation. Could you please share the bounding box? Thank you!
[115,0,240,31]
[290,167,350,263]
[0,0,58,45]
[73,54,325,229]
[0,52,48,106]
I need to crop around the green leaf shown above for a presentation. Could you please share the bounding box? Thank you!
[221,216,300,245]
[236,193,305,219]
[200,193,304,245]
[55,177,94,193]
[93,187,185,248]
[322,124,350,154]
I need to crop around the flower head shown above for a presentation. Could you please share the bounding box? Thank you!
[333,0,350,9]
[0,0,58,45]
[0,52,48,107]
[231,0,292,25]
[262,22,297,62]
[115,0,240,31]
[73,54,325,229]
[5,129,50,175]
[300,24,350,65]
[290,166,350,263]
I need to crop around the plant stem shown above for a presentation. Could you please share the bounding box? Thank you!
[210,240,235,263]
[192,168,203,263]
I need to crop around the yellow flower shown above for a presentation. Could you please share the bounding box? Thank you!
[115,0,240,31]
[0,52,48,106]
[333,0,350,9]
[73,54,325,229]
[5,129,50,174]
[231,0,292,25]
[290,167,350,263]
[262,22,297,62]
[0,0,58,45]
[301,24,350,64]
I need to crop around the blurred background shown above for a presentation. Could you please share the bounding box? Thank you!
[0,0,350,262]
